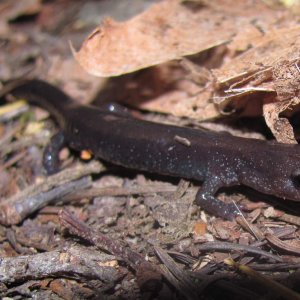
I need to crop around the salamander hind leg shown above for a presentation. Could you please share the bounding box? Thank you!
[195,178,241,220]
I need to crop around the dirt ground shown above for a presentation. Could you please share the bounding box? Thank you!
[1,1,300,299]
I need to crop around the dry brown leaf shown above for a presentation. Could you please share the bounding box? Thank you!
[105,61,220,120]
[73,0,234,77]
[73,0,298,124]
[74,0,289,78]
[213,26,300,142]
[263,99,300,144]
[137,61,219,120]
[140,89,219,120]
[264,60,300,143]
[213,26,300,86]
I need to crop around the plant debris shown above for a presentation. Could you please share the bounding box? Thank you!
[1,1,300,299]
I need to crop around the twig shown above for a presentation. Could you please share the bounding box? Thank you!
[251,226,296,248]
[154,246,199,300]
[6,228,34,255]
[2,150,27,170]
[0,121,23,149]
[157,247,258,299]
[0,100,29,122]
[279,213,300,226]
[0,161,104,225]
[249,262,300,272]
[197,241,282,262]
[0,177,90,225]
[65,183,177,201]
[0,244,120,284]
[265,233,300,255]
[225,258,300,300]
[236,215,264,240]
[9,160,104,202]
[59,209,162,292]
[0,134,48,158]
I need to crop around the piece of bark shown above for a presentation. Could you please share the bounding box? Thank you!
[0,244,120,284]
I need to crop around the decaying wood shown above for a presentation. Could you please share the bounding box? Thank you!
[0,244,121,284]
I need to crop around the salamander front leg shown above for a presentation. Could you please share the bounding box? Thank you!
[43,131,66,174]
[196,179,241,220]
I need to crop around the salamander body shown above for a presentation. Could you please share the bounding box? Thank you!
[3,79,300,219]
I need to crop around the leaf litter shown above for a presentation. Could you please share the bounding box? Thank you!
[75,0,300,142]
[2,0,300,299]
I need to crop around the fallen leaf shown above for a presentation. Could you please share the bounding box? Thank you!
[263,97,300,144]
[213,26,300,142]
[73,0,235,77]
[74,0,299,125]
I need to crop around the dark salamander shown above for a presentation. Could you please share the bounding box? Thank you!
[2,79,300,220]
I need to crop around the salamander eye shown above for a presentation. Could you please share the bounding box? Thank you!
[291,169,300,188]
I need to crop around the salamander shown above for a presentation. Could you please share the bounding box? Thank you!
[2,79,300,220]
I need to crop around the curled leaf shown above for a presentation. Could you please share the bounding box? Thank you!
[73,0,230,77]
